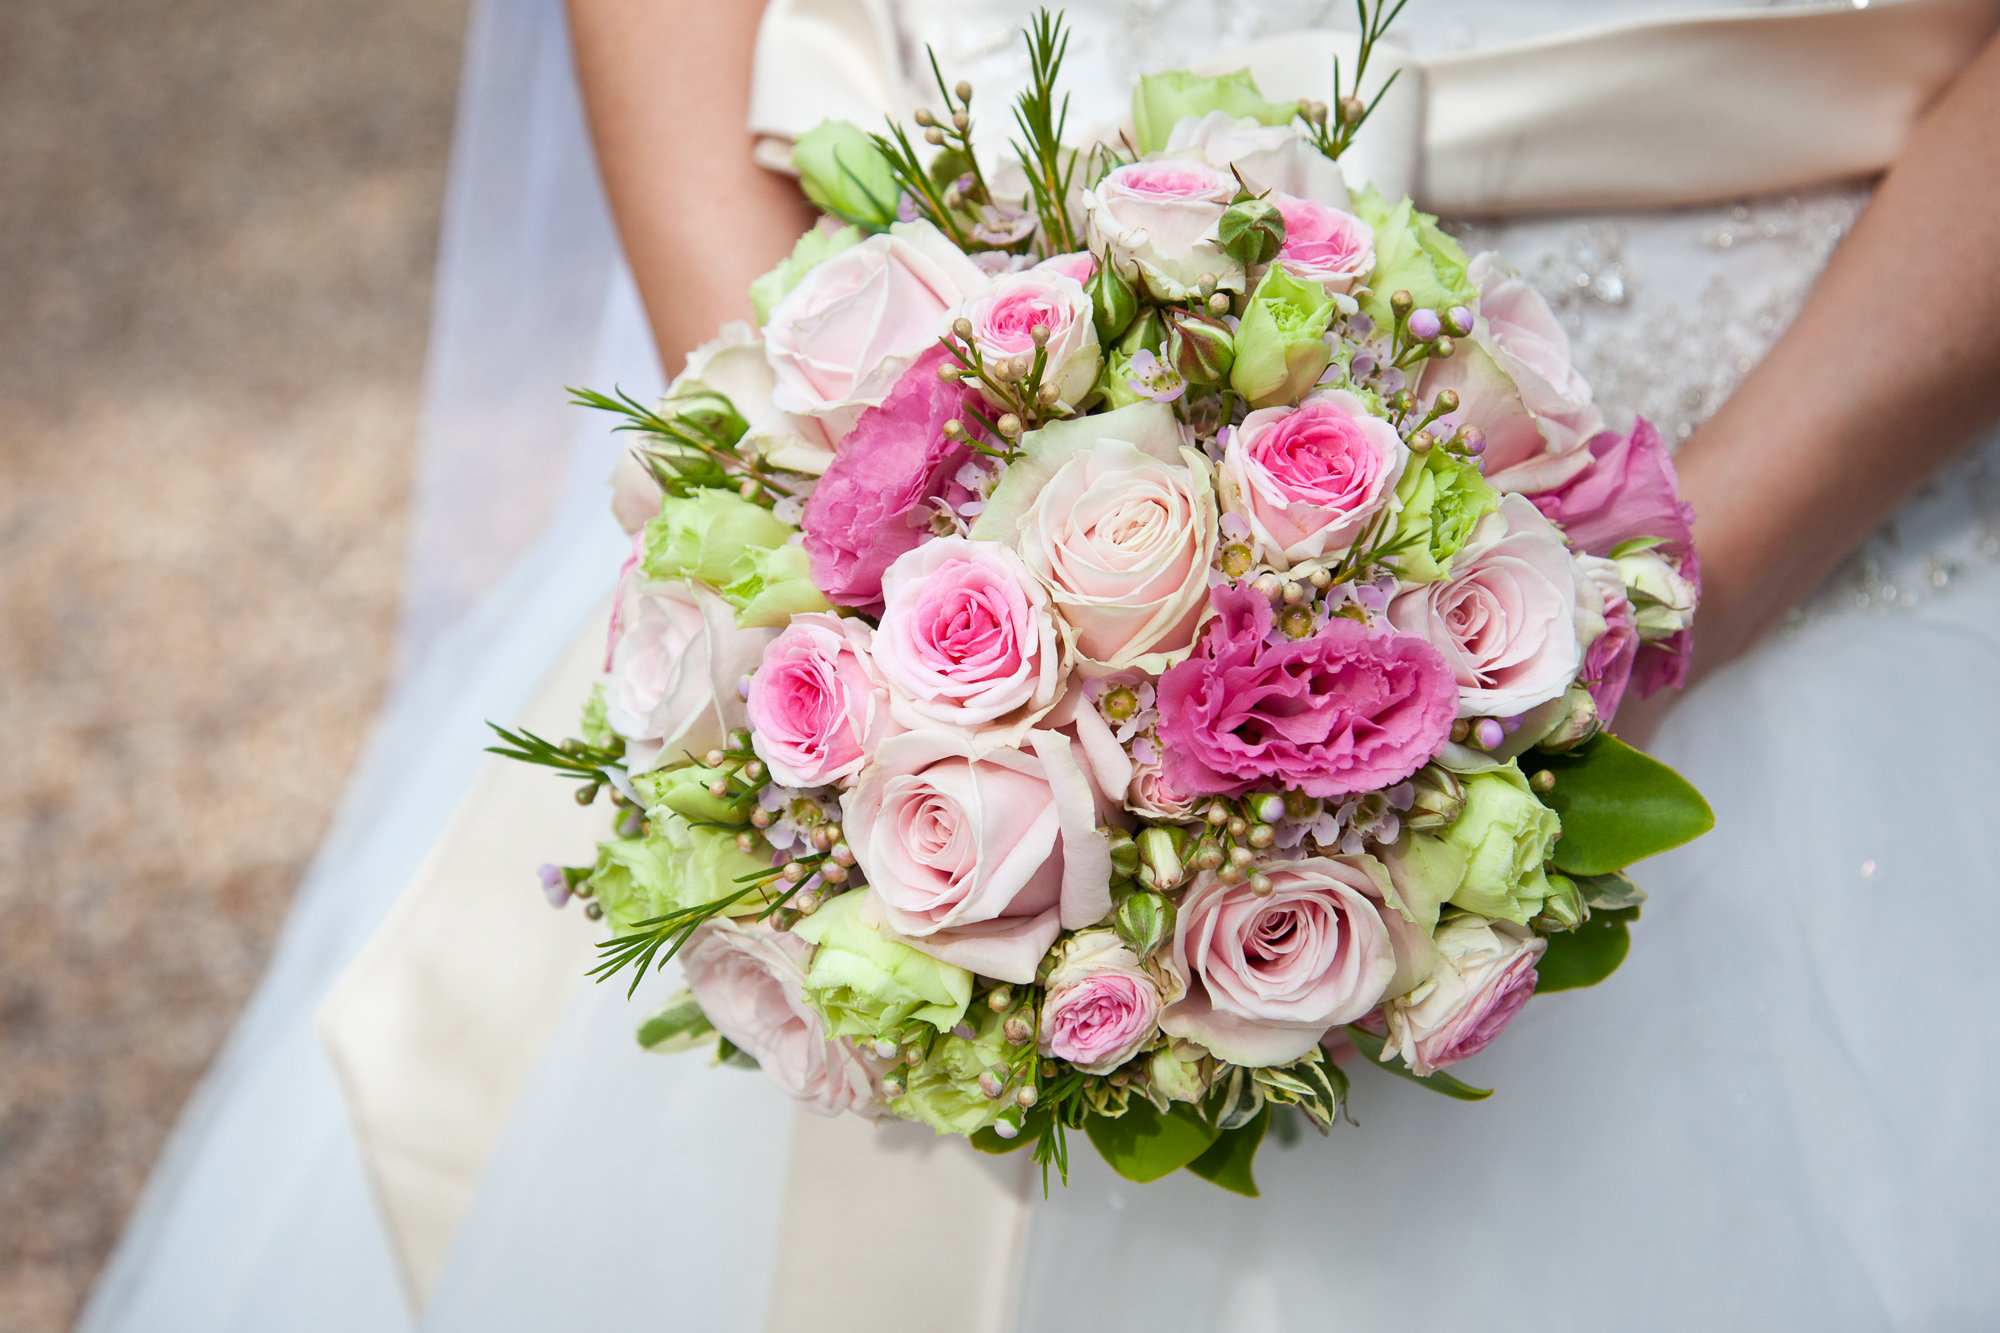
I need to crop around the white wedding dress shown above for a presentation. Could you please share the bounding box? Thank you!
[78,2,2000,1331]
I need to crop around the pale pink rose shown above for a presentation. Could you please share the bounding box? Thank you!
[1039,930,1164,1074]
[1270,194,1374,295]
[605,581,776,774]
[1382,916,1545,1077]
[1163,111,1349,207]
[745,613,901,789]
[1126,756,1199,822]
[1035,251,1098,285]
[763,221,989,442]
[961,268,1102,406]
[841,729,1113,983]
[1386,494,1592,719]
[872,537,1064,738]
[1219,390,1409,570]
[681,918,877,1116]
[1160,855,1400,1066]
[1084,158,1243,302]
[1422,253,1603,493]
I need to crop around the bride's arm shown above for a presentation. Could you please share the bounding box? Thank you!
[568,0,815,371]
[1674,33,2000,677]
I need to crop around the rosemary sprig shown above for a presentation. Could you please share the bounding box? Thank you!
[1009,9,1082,256]
[869,120,978,248]
[569,384,804,503]
[589,887,756,997]
[485,723,624,791]
[1299,0,1409,162]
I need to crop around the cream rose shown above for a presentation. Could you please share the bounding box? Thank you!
[605,581,776,774]
[1084,158,1244,302]
[840,729,1113,984]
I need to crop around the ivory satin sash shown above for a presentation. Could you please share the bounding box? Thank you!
[323,0,2000,1321]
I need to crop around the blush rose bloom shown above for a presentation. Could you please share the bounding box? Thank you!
[1158,582,1458,798]
[841,729,1113,983]
[1271,194,1375,295]
[680,918,878,1116]
[763,221,989,442]
[605,580,776,774]
[973,402,1216,671]
[1387,495,1596,719]
[960,268,1102,406]
[1381,915,1545,1077]
[1163,111,1350,207]
[1161,855,1400,1066]
[1084,158,1244,302]
[745,613,902,789]
[611,321,779,530]
[1038,929,1165,1074]
[872,537,1065,739]
[1220,390,1409,570]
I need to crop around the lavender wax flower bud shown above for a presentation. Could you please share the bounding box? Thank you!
[1408,309,1443,341]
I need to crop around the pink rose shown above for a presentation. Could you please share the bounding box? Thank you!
[1387,495,1593,719]
[872,537,1064,738]
[1381,916,1545,1077]
[745,613,901,789]
[1084,158,1243,301]
[1220,391,1409,570]
[799,347,974,615]
[1158,583,1457,799]
[763,221,989,441]
[1038,930,1164,1074]
[1161,856,1399,1066]
[1163,112,1349,207]
[1271,194,1375,295]
[681,918,878,1115]
[841,729,1112,983]
[605,581,776,774]
[960,268,1101,405]
[1126,756,1198,822]
[1035,251,1098,285]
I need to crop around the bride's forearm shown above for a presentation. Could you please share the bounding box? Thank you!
[568,0,815,372]
[1674,33,2000,677]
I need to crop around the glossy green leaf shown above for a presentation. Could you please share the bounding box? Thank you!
[635,990,715,1053]
[1083,1099,1220,1184]
[1186,1107,1267,1197]
[1345,1026,1493,1101]
[1523,734,1713,875]
[1535,906,1637,992]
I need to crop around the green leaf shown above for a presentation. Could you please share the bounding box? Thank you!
[1574,870,1648,913]
[1345,1026,1493,1101]
[1523,734,1713,875]
[1535,905,1637,992]
[1186,1107,1267,1197]
[635,990,715,1053]
[1083,1099,1220,1184]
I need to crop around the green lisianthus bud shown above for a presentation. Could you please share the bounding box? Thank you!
[1533,873,1588,932]
[1114,891,1176,960]
[749,224,865,325]
[1534,685,1600,754]
[722,541,835,628]
[1613,543,1699,641]
[642,489,793,589]
[1146,1043,1213,1107]
[1131,68,1295,155]
[1439,764,1562,924]
[1104,827,1141,878]
[1086,259,1141,343]
[1217,196,1286,267]
[791,120,901,228]
[633,762,740,826]
[1166,310,1235,388]
[1135,826,1187,892]
[1118,306,1169,357]
[1390,446,1501,582]
[1351,185,1479,333]
[1402,765,1467,834]
[1229,265,1336,407]
[888,1004,1011,1136]
[791,890,973,1041]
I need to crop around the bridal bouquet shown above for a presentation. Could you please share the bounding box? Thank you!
[496,6,1711,1194]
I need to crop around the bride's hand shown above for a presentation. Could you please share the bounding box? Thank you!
[568,0,815,371]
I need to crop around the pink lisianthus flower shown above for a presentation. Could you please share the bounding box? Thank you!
[1381,916,1545,1077]
[799,347,974,614]
[1156,582,1457,799]
[744,613,902,789]
[1219,391,1408,570]
[1270,194,1375,295]
[1576,555,1638,722]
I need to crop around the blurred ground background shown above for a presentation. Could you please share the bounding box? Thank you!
[0,0,467,1326]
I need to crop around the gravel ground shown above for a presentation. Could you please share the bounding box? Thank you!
[0,0,466,1326]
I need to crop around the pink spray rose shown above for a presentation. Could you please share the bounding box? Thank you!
[1084,159,1243,301]
[1386,495,1595,719]
[1271,194,1375,295]
[872,537,1064,739]
[763,221,988,441]
[1219,390,1409,569]
[1381,916,1545,1077]
[841,729,1113,983]
[1161,855,1399,1066]
[681,918,878,1116]
[1035,251,1098,285]
[605,580,776,774]
[960,268,1101,405]
[1038,930,1165,1074]
[1163,111,1349,206]
[799,347,974,615]
[745,613,902,789]
[1157,582,1457,799]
